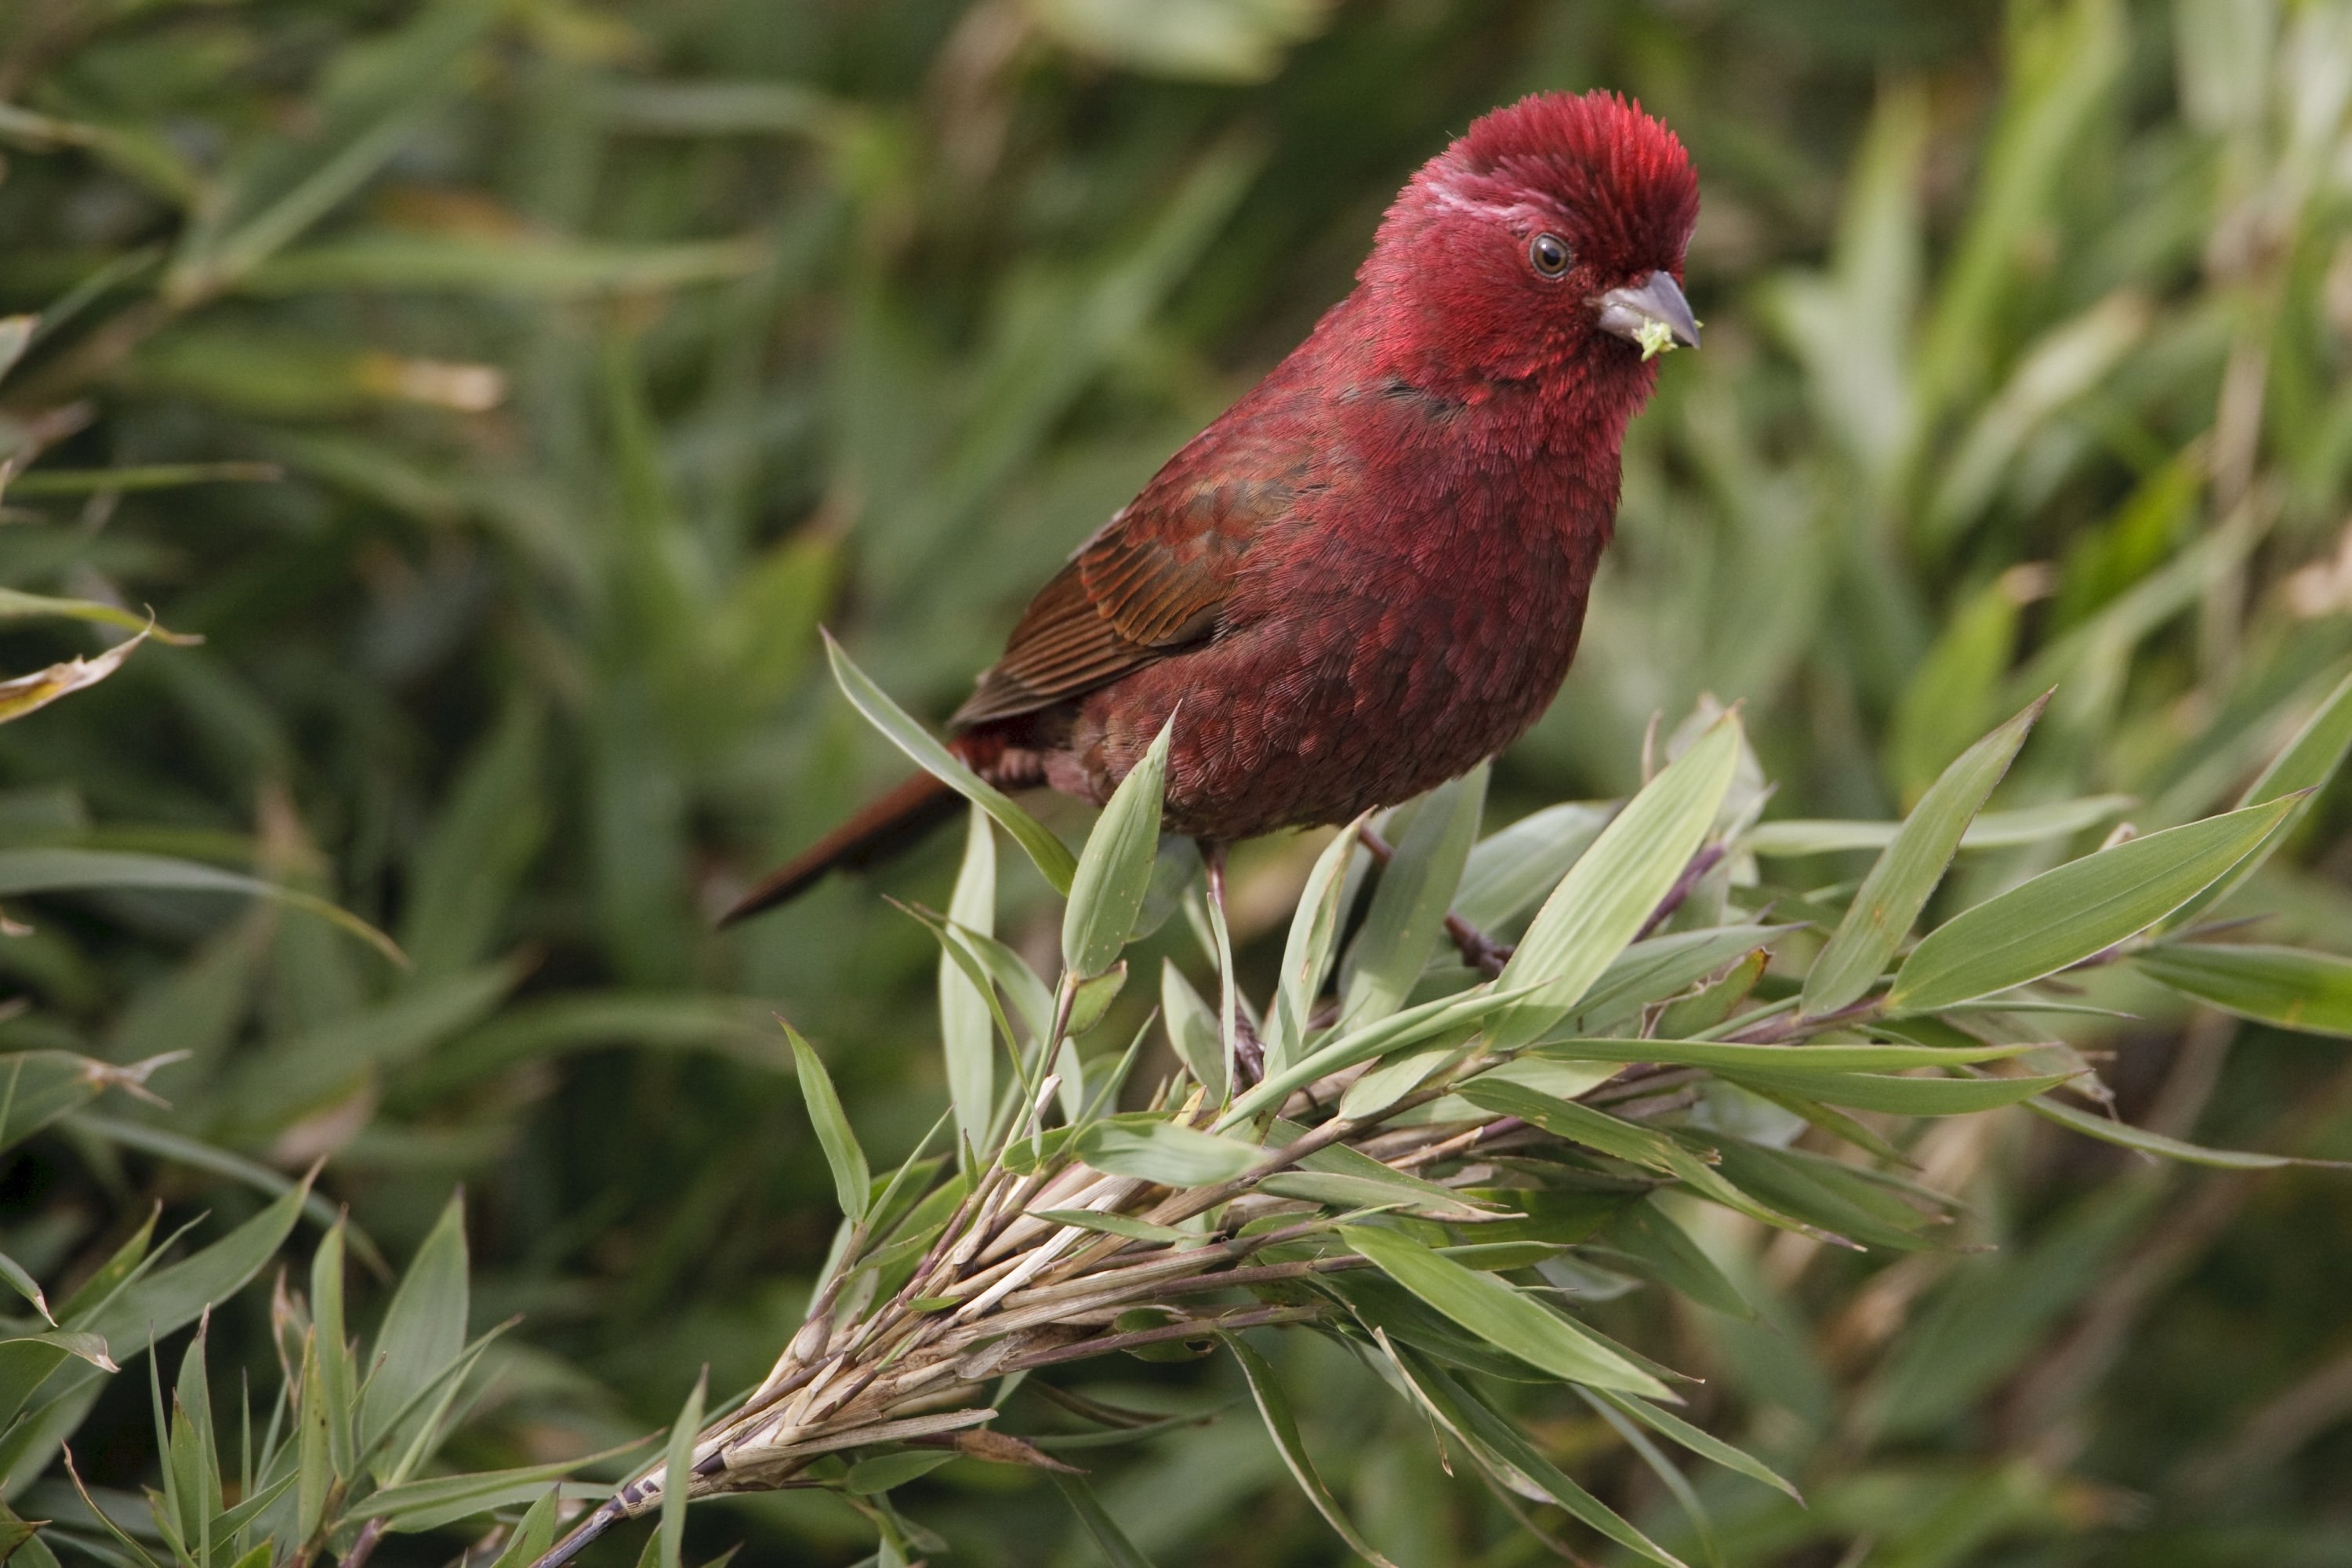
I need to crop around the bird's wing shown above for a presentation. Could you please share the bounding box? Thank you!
[951,454,1306,729]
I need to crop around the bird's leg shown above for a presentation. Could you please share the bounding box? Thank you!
[1355,823,1513,980]
[1201,842,1265,1087]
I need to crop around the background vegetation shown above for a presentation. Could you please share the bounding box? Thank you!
[2,0,2350,1564]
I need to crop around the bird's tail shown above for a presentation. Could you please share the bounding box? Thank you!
[718,768,966,927]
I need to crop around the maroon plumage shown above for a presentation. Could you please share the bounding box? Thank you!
[725,93,1700,924]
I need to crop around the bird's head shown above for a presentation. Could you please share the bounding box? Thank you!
[1361,92,1700,400]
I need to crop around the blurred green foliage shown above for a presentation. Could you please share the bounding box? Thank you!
[1,0,2350,1564]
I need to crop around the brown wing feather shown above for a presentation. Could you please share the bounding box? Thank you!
[950,464,1300,729]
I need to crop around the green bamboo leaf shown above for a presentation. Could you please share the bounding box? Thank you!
[1806,695,2045,1014]
[844,1449,957,1494]
[1063,717,1173,978]
[0,848,402,964]
[659,1370,704,1568]
[786,1022,869,1222]
[1071,1117,1260,1185]
[1335,1043,1457,1120]
[1706,1141,1940,1250]
[1494,716,1742,1050]
[81,1175,310,1352]
[1888,797,2297,1012]
[359,1454,617,1532]
[1461,1080,1836,1243]
[1213,983,1537,1131]
[1337,1225,1669,1396]
[1221,1333,1403,1568]
[1262,820,1362,1075]
[166,1316,221,1557]
[1048,1472,1163,1568]
[309,1224,358,1479]
[1884,577,2024,807]
[824,631,1075,892]
[0,586,201,643]
[0,1252,49,1325]
[1257,1170,1488,1218]
[1341,768,1486,1025]
[1159,960,1226,1101]
[1579,1391,1722,1568]
[296,1335,331,1544]
[1570,926,1798,1033]
[56,1209,154,1323]
[1532,1038,2038,1073]
[486,1489,564,1568]
[1719,1068,2075,1114]
[1453,802,1612,934]
[1030,1210,1196,1244]
[0,1330,115,1375]
[2131,943,2352,1036]
[2169,664,2352,928]
[941,807,997,1153]
[1743,794,2132,856]
[1601,1200,1756,1321]
[2023,1092,2321,1168]
[956,922,1058,1044]
[1381,1343,1690,1568]
[361,1192,467,1478]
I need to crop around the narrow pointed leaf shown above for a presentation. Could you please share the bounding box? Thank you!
[1454,803,1613,932]
[1063,718,1172,978]
[309,1224,358,1478]
[361,1193,467,1476]
[1222,1333,1402,1568]
[2024,1093,2318,1168]
[1383,1343,1690,1568]
[1718,1067,2074,1114]
[1262,822,1361,1074]
[659,1370,704,1568]
[0,848,401,963]
[2132,943,2352,1037]
[1531,1038,2038,1073]
[1048,1472,1162,1568]
[1337,1225,1670,1396]
[2169,663,2352,928]
[786,1023,869,1221]
[0,1252,49,1325]
[486,1489,564,1568]
[1072,1118,1260,1185]
[1744,794,2132,856]
[824,631,1075,891]
[1889,797,2296,1013]
[1343,768,1486,1025]
[940,807,997,1152]
[1214,983,1537,1131]
[1806,695,2044,1014]
[1160,960,1226,1101]
[1584,1387,1798,1499]
[1495,717,1741,1049]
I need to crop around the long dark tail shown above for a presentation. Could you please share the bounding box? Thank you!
[719,768,964,927]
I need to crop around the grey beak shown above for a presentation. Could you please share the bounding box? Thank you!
[1595,270,1700,354]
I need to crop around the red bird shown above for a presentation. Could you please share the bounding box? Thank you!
[724,92,1699,926]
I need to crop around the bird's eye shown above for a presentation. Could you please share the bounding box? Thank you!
[1528,232,1573,278]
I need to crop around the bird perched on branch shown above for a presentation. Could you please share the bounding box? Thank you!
[724,90,1699,927]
